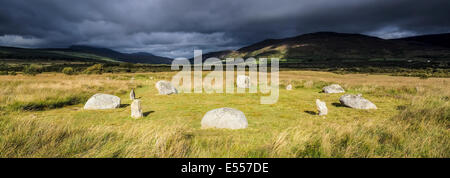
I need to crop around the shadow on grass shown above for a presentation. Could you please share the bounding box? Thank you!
[396,105,407,110]
[120,104,130,108]
[143,111,155,117]
[304,111,317,115]
[8,95,89,111]
[332,102,346,107]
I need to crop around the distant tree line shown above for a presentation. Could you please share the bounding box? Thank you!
[0,61,449,78]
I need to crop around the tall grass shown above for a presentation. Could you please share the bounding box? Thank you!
[266,89,449,158]
[1,92,447,157]
[0,72,448,157]
[0,116,192,158]
[0,74,141,111]
[7,94,89,111]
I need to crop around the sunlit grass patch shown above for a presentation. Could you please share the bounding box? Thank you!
[0,71,448,157]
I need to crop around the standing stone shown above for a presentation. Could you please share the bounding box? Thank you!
[155,80,178,95]
[322,84,345,93]
[237,75,250,88]
[286,84,293,90]
[316,99,328,116]
[130,89,135,100]
[131,99,143,119]
[201,107,248,129]
[84,93,121,110]
[339,94,377,109]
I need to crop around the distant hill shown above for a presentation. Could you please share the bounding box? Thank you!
[0,45,173,64]
[65,45,173,64]
[196,32,450,62]
[394,33,450,49]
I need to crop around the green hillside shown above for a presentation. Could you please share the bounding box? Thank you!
[0,45,173,64]
[200,32,450,63]
[0,46,114,63]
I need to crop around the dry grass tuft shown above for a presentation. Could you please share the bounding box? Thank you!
[0,71,448,157]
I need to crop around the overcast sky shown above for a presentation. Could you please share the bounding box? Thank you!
[0,0,449,58]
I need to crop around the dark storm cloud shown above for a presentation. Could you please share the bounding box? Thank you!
[0,0,449,58]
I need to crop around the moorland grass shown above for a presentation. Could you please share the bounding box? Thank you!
[0,71,448,157]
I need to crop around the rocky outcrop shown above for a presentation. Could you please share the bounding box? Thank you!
[286,84,293,90]
[84,94,121,110]
[323,84,345,93]
[201,107,248,129]
[155,80,178,95]
[131,99,143,119]
[130,89,135,100]
[237,75,250,88]
[316,99,328,116]
[339,94,377,109]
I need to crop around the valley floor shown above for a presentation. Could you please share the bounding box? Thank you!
[0,71,448,157]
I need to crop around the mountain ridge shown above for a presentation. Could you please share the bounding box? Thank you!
[0,45,173,64]
[195,32,450,62]
[2,32,450,64]
[394,33,450,48]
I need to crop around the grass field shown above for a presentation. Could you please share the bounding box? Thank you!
[0,71,448,157]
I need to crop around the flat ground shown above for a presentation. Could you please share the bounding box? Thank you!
[0,71,448,157]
